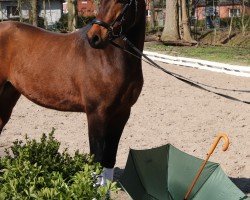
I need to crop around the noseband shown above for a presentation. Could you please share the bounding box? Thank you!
[91,0,137,40]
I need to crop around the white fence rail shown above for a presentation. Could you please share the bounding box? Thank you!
[143,51,250,78]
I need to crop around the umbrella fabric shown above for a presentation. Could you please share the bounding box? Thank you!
[120,144,247,200]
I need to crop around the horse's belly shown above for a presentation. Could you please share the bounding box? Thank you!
[28,92,83,112]
[11,79,84,112]
[25,91,84,112]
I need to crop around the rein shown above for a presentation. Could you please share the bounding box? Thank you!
[89,1,250,105]
[112,37,250,105]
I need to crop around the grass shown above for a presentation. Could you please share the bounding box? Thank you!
[144,42,250,66]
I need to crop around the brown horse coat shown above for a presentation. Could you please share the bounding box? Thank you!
[0,0,146,168]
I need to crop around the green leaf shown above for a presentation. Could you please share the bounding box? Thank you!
[0,129,119,199]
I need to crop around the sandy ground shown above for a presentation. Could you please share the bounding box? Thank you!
[0,61,249,197]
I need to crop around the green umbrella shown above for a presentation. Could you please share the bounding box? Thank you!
[120,134,248,200]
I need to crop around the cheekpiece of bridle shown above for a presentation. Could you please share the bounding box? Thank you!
[91,0,136,41]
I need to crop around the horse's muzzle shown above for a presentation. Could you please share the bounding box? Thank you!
[87,26,109,49]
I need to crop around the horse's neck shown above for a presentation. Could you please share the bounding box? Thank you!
[126,15,146,51]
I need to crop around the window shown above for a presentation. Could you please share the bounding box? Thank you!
[229,9,240,17]
[7,6,19,18]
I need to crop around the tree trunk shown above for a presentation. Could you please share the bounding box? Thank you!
[228,15,234,40]
[17,0,23,22]
[178,0,183,37]
[93,0,100,14]
[149,0,156,31]
[161,0,181,42]
[31,0,38,26]
[0,2,4,22]
[181,0,196,43]
[241,0,249,36]
[43,0,48,29]
[67,0,77,31]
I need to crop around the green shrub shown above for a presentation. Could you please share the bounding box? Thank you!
[219,16,250,31]
[0,129,119,199]
[196,19,206,29]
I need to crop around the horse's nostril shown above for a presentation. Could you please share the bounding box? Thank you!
[92,35,101,45]
[88,32,108,49]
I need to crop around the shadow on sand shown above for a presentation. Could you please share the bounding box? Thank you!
[114,167,124,182]
[114,167,250,196]
[230,177,250,194]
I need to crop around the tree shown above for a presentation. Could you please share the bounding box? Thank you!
[181,0,196,43]
[0,2,2,22]
[149,0,156,31]
[161,0,181,42]
[42,0,48,29]
[67,0,78,31]
[31,0,38,26]
[93,0,100,14]
[17,0,23,22]
[241,0,249,36]
[161,0,196,45]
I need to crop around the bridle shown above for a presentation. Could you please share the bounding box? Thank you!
[91,0,137,41]
[89,0,250,105]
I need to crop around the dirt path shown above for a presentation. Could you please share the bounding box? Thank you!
[0,62,249,196]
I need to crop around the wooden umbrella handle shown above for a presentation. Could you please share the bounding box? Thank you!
[207,133,229,156]
[184,133,230,200]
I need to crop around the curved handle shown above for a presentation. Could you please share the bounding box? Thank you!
[207,133,229,155]
[184,133,230,200]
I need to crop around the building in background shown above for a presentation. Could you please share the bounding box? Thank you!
[0,0,63,26]
[195,0,250,20]
[145,0,250,29]
[63,0,96,16]
[146,0,165,28]
[77,0,95,16]
[194,0,250,29]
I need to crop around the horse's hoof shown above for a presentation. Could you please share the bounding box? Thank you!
[96,167,114,186]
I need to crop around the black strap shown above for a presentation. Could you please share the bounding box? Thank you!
[111,38,250,105]
[91,19,112,31]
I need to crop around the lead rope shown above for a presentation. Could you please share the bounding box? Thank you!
[111,37,250,105]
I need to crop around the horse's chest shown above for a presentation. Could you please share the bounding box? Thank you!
[85,65,143,112]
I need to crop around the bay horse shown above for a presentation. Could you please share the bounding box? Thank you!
[0,0,145,183]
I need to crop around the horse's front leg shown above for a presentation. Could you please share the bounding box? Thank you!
[87,108,130,185]
[100,109,131,184]
[87,110,111,186]
[87,111,107,164]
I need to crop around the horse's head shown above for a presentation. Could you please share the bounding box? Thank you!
[87,0,144,49]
